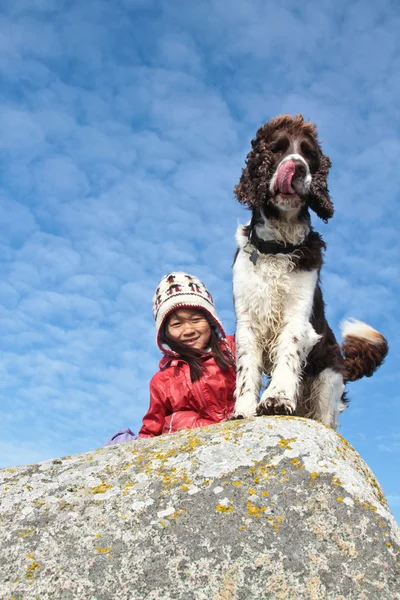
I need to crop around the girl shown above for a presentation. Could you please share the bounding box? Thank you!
[138,272,236,437]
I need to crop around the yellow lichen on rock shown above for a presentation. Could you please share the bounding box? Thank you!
[89,482,113,494]
[216,504,235,514]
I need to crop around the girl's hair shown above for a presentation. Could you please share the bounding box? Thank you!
[164,324,235,382]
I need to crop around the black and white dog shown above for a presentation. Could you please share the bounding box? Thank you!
[232,114,388,428]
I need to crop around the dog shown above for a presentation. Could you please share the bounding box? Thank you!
[232,114,388,429]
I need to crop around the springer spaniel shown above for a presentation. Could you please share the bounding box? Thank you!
[232,114,388,428]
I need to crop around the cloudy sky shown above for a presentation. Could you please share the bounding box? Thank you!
[0,0,399,520]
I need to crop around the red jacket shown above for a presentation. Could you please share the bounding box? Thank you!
[139,336,236,437]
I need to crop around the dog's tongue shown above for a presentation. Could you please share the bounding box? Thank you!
[276,160,295,194]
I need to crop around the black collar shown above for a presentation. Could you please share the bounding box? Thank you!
[249,228,308,256]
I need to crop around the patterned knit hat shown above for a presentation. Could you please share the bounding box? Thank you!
[153,272,226,352]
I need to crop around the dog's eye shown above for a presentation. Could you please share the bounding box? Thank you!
[301,142,318,160]
[269,137,289,154]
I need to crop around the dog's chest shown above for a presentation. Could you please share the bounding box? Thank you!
[234,251,295,334]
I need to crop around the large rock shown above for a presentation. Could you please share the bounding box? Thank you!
[1,416,399,600]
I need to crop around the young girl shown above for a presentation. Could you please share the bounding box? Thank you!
[138,272,236,438]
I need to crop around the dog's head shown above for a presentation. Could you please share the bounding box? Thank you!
[234,114,333,222]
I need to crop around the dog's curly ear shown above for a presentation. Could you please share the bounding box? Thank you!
[309,154,334,222]
[234,132,272,209]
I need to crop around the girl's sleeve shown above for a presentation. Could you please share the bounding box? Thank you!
[138,378,168,438]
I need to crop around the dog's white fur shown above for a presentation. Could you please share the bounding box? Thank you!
[340,318,384,344]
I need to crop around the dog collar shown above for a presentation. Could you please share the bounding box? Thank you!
[251,237,298,255]
[247,228,325,267]
[249,228,302,263]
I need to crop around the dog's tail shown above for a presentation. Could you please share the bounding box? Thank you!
[341,319,388,382]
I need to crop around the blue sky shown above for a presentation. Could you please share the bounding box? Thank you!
[0,0,399,520]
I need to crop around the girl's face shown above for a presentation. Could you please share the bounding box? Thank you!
[166,308,212,351]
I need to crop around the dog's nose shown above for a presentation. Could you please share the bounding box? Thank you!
[294,161,307,179]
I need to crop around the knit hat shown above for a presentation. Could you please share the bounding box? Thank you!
[153,272,226,353]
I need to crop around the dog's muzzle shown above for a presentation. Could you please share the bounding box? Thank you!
[271,156,311,204]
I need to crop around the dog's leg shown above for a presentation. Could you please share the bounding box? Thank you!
[258,270,320,416]
[232,247,264,418]
[309,368,346,429]
[233,316,263,418]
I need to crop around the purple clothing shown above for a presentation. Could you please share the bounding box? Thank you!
[104,428,137,446]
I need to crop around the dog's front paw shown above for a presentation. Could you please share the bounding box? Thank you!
[232,393,258,419]
[228,413,246,421]
[257,391,296,416]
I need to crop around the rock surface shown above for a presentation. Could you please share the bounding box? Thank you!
[1,416,399,600]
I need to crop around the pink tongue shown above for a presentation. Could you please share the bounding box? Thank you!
[276,160,295,194]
